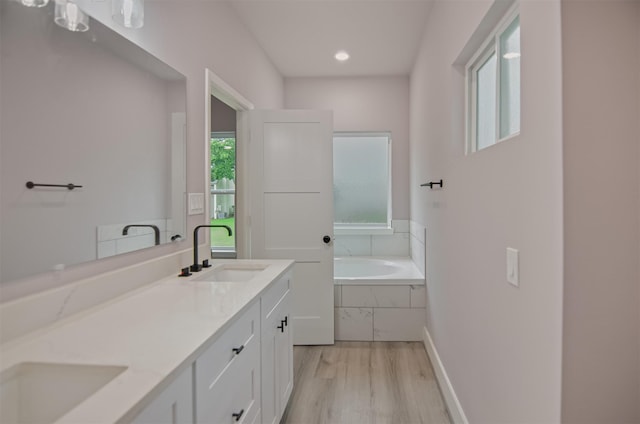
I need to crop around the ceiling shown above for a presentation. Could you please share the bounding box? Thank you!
[229,0,433,78]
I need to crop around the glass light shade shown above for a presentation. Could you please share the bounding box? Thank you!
[112,0,144,29]
[54,0,89,32]
[21,0,49,8]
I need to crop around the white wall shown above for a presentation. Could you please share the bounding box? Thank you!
[1,0,283,301]
[561,1,640,422]
[284,77,410,220]
[410,1,564,422]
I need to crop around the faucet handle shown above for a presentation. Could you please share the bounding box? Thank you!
[178,267,191,277]
[202,259,212,268]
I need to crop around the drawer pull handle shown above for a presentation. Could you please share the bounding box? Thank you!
[283,316,288,327]
[232,345,245,355]
[277,322,284,333]
[232,409,244,421]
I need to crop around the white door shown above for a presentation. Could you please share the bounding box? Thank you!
[241,109,334,345]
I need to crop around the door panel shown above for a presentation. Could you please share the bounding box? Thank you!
[264,193,323,249]
[263,122,324,192]
[243,109,334,345]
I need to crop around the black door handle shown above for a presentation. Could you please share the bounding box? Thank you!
[323,235,331,244]
[232,345,244,355]
[283,316,288,326]
[277,322,284,332]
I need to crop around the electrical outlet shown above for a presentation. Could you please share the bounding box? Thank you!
[507,247,519,287]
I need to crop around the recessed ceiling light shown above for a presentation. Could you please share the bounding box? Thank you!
[335,50,350,62]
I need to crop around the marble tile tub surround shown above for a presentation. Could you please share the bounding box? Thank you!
[335,285,426,341]
[0,259,294,423]
[410,220,426,276]
[334,219,410,257]
[335,284,426,341]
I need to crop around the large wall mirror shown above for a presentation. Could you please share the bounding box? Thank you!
[0,1,187,284]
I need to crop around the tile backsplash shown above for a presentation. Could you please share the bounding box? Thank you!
[97,219,172,259]
[334,220,410,257]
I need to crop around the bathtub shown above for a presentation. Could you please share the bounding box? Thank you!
[334,256,426,342]
[334,257,424,285]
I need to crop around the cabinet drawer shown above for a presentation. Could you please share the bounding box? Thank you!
[261,273,291,319]
[195,328,261,424]
[195,301,260,396]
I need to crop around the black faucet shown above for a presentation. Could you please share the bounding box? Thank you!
[190,225,232,272]
[122,224,161,246]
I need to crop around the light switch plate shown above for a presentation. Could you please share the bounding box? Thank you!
[188,193,204,215]
[507,247,519,287]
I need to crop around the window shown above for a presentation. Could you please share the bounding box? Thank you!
[333,133,391,232]
[210,132,236,256]
[467,9,520,152]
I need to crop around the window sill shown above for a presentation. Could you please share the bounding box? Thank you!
[334,227,394,236]
[210,250,237,259]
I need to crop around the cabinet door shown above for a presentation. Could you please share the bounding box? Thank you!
[261,287,293,424]
[275,291,293,415]
[131,366,193,424]
[195,301,261,424]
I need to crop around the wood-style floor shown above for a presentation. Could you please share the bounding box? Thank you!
[281,342,451,424]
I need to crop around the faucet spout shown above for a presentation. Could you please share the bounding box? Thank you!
[122,224,161,246]
[191,225,233,272]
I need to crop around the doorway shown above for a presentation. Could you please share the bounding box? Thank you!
[205,69,253,258]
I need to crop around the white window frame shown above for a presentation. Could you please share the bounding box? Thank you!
[333,132,393,236]
[466,5,520,154]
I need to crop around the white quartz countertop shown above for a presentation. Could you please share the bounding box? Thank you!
[0,259,294,423]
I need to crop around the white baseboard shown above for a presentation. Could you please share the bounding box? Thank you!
[422,326,468,424]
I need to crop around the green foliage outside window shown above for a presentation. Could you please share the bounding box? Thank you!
[210,138,235,182]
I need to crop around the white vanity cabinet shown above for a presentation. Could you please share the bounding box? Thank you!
[194,300,262,424]
[260,272,294,424]
[130,365,193,424]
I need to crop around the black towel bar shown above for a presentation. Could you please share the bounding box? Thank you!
[420,179,443,189]
[26,181,83,190]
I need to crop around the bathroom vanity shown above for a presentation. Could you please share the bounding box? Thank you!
[0,260,294,424]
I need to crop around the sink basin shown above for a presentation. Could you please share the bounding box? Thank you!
[192,263,268,282]
[0,362,127,423]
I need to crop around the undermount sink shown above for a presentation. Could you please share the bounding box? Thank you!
[0,362,127,424]
[192,263,269,282]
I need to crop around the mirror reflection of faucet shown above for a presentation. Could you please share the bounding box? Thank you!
[121,224,161,246]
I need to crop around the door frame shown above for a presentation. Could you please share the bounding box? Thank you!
[204,69,253,258]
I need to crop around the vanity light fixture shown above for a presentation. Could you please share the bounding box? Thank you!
[112,0,144,29]
[335,50,350,62]
[21,0,49,8]
[54,0,89,32]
